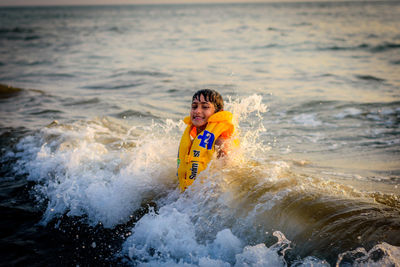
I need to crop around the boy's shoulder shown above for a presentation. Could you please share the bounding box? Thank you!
[183,111,233,125]
[208,111,232,123]
[183,116,191,125]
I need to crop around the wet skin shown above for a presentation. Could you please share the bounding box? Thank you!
[191,94,216,135]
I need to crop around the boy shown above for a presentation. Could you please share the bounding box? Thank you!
[177,89,235,192]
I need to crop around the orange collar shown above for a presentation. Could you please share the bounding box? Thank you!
[189,126,197,138]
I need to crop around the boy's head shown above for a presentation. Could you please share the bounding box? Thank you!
[192,89,224,112]
[190,89,224,129]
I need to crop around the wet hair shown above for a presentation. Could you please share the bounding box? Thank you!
[192,89,224,112]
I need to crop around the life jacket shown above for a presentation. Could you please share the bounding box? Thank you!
[177,111,235,192]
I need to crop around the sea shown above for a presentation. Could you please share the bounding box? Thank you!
[0,1,399,266]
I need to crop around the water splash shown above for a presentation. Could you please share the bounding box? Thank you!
[336,242,400,267]
[15,117,179,227]
[11,95,400,265]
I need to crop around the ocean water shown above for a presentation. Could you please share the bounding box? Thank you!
[0,1,399,266]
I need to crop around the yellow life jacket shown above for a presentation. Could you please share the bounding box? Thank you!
[177,111,235,192]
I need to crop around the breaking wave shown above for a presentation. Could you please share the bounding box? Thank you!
[9,95,400,266]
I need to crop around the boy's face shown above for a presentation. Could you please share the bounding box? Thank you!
[191,94,216,129]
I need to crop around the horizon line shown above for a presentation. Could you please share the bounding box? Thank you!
[0,0,394,8]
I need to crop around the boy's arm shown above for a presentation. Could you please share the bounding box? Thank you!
[215,137,228,158]
[215,127,235,158]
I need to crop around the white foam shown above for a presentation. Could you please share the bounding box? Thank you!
[334,107,362,119]
[16,118,180,227]
[116,93,300,265]
[292,256,330,266]
[293,113,322,127]
[123,206,207,263]
[14,94,272,229]
[337,242,400,266]
[234,243,284,267]
[366,114,381,121]
[120,158,305,266]
[225,94,268,125]
[122,200,291,266]
[225,94,270,160]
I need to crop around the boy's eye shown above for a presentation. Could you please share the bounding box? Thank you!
[191,103,212,110]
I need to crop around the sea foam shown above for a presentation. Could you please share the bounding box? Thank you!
[15,118,179,227]
[12,95,400,266]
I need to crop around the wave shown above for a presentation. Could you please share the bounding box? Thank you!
[83,82,144,90]
[291,22,312,27]
[0,27,35,34]
[20,59,53,66]
[117,158,400,265]
[355,74,386,82]
[319,42,400,53]
[6,95,400,265]
[62,97,100,106]
[23,35,41,41]
[108,70,170,79]
[371,42,400,53]
[29,109,63,115]
[107,26,126,34]
[13,116,179,227]
[337,242,400,266]
[114,109,158,119]
[287,100,340,113]
[9,95,267,227]
[16,72,76,79]
[0,27,42,41]
[287,100,400,123]
[252,43,279,49]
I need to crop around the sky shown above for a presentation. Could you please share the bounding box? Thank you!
[0,0,364,7]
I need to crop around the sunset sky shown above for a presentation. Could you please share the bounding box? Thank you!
[0,0,368,7]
